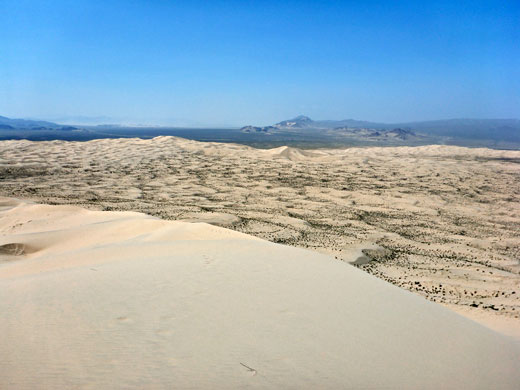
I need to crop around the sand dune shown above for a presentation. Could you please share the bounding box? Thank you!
[1,197,519,389]
[263,145,327,161]
[1,136,519,339]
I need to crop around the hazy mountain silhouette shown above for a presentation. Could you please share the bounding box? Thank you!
[0,116,77,130]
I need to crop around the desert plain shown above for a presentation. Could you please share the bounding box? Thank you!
[1,136,520,388]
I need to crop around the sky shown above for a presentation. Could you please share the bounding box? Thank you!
[1,0,519,127]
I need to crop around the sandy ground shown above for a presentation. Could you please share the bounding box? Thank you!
[1,198,519,389]
[1,137,519,339]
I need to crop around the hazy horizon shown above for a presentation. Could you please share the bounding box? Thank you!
[2,0,519,127]
[5,113,520,129]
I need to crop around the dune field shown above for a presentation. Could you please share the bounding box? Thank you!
[1,136,519,340]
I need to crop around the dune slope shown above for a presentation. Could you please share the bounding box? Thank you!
[1,198,519,389]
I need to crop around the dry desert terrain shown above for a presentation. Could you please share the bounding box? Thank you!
[1,137,519,338]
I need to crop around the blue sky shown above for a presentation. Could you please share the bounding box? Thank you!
[1,0,518,126]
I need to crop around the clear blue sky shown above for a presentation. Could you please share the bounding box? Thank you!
[1,0,518,126]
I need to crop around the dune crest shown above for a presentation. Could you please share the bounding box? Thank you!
[263,145,326,161]
[1,198,519,389]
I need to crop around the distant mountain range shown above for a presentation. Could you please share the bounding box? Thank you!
[0,116,78,131]
[1,114,519,146]
[241,115,520,142]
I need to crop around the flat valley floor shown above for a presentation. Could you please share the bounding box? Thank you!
[1,137,519,337]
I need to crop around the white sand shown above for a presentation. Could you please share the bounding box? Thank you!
[1,198,519,389]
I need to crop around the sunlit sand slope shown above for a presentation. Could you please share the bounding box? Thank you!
[1,198,519,389]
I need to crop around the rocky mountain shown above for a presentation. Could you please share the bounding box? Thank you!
[333,127,418,140]
[275,115,314,128]
[386,128,416,139]
[274,116,383,130]
[242,116,419,140]
[242,116,520,142]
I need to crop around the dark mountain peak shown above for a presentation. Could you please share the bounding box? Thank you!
[388,127,414,135]
[386,128,416,140]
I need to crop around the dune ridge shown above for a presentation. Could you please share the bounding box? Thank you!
[1,197,520,389]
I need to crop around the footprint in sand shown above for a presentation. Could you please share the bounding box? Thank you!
[202,254,217,267]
